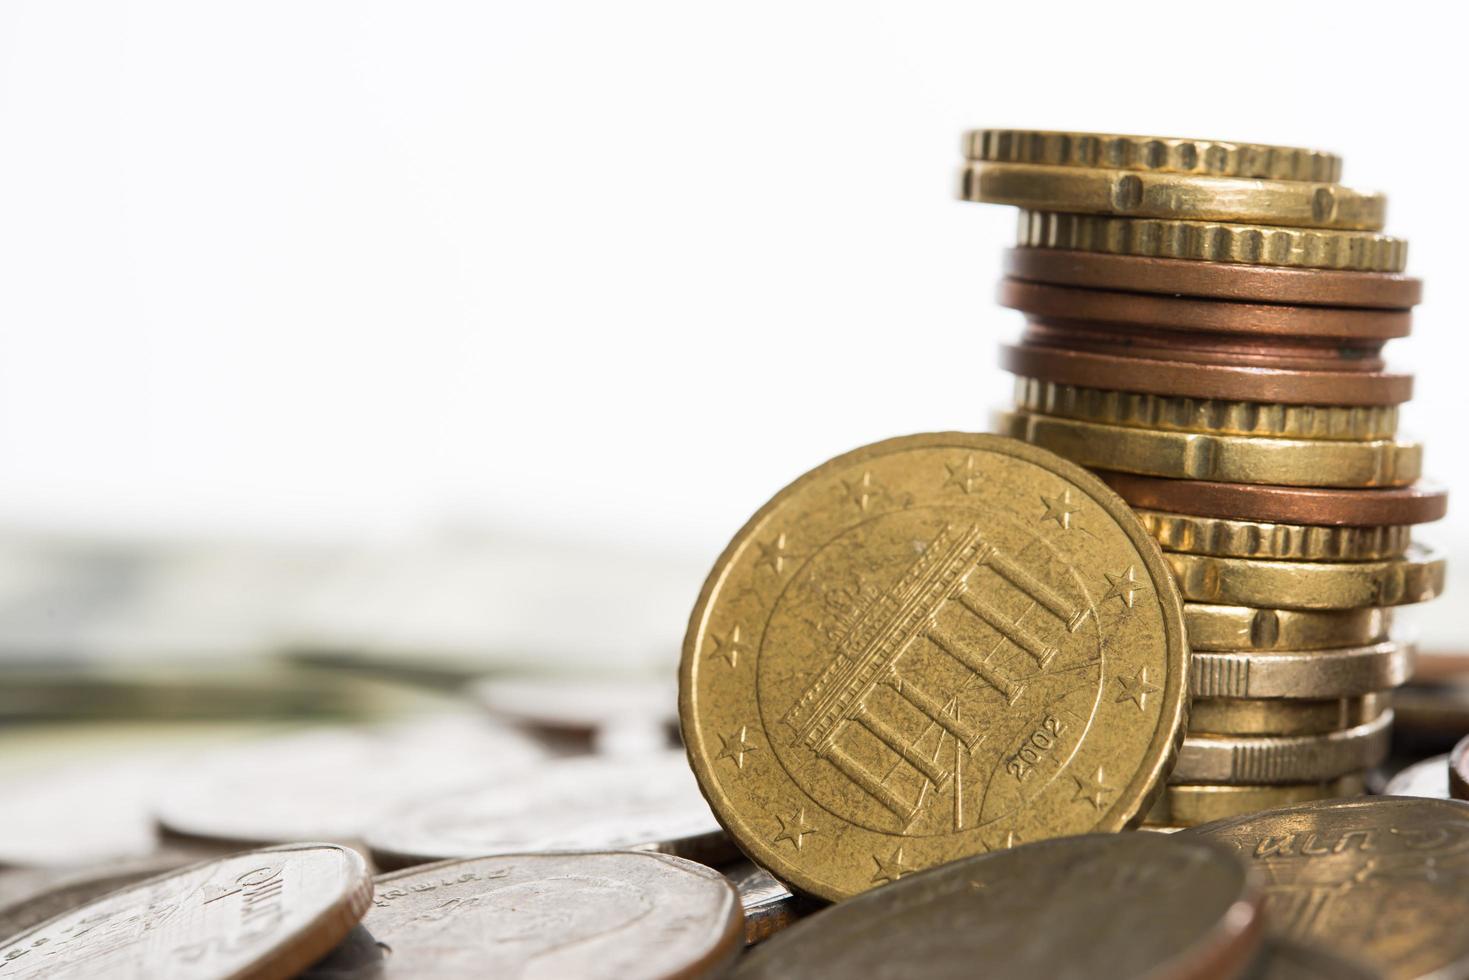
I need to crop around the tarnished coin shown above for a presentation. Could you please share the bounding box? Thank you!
[1383,755,1450,799]
[1165,544,1445,610]
[1148,777,1367,827]
[1451,735,1469,801]
[1186,797,1469,980]
[1189,640,1414,700]
[998,410,1422,488]
[681,433,1187,901]
[962,163,1387,231]
[365,752,731,869]
[1014,378,1402,443]
[1246,937,1384,980]
[723,860,802,945]
[301,852,741,980]
[1186,605,1393,653]
[965,130,1342,182]
[1172,712,1392,784]
[1190,693,1386,737]
[0,843,372,980]
[153,717,546,848]
[734,832,1262,980]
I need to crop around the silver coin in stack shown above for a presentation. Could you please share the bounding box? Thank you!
[302,852,742,979]
[365,751,732,869]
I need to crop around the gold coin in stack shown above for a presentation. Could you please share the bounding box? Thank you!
[959,128,1448,826]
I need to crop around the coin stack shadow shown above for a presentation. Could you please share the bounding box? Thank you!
[960,130,1449,828]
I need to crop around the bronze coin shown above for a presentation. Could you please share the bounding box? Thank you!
[0,843,372,980]
[734,833,1262,980]
[1382,755,1450,800]
[1021,320,1387,373]
[1000,279,1412,339]
[301,852,743,980]
[1000,345,1413,406]
[1096,471,1449,527]
[0,854,194,944]
[1451,736,1469,802]
[1004,249,1422,309]
[1186,797,1469,980]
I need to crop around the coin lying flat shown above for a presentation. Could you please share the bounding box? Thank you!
[301,852,741,980]
[1186,605,1393,653]
[1383,755,1450,799]
[0,854,196,944]
[1137,512,1411,562]
[734,832,1262,980]
[998,410,1422,488]
[1186,797,1469,980]
[1148,777,1367,827]
[1189,640,1414,700]
[682,433,1187,901]
[0,843,372,980]
[1097,472,1449,527]
[1009,226,1411,285]
[470,673,677,755]
[1166,544,1445,610]
[1014,379,1401,443]
[965,130,1342,182]
[1172,711,1392,784]
[963,163,1387,231]
[1190,693,1386,737]
[1000,279,1413,340]
[365,752,731,869]
[153,717,546,847]
[723,860,802,945]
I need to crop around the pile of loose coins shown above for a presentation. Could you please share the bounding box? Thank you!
[4,130,1468,980]
[962,129,1449,828]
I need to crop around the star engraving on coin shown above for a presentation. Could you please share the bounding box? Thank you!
[755,533,791,575]
[716,726,759,769]
[842,471,883,512]
[1113,667,1160,711]
[943,455,981,494]
[1038,488,1082,529]
[1103,565,1148,608]
[772,808,818,850]
[870,846,914,884]
[1072,767,1115,810]
[708,625,750,668]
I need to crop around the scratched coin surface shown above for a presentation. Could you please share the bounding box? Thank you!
[1186,797,1469,980]
[300,852,741,980]
[734,832,1261,980]
[681,433,1188,901]
[365,751,731,869]
[153,717,546,847]
[0,854,197,944]
[0,843,372,980]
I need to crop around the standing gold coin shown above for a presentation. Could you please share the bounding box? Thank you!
[1166,543,1445,610]
[996,410,1423,489]
[1185,604,1391,652]
[961,163,1388,231]
[1014,211,1405,272]
[1013,379,1400,442]
[1137,511,1411,562]
[680,433,1188,901]
[965,129,1341,181]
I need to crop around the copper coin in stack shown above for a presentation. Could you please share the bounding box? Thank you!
[961,127,1447,827]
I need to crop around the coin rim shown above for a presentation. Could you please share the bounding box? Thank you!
[679,432,1189,902]
[1095,471,1449,526]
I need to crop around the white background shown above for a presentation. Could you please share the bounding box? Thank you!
[1,3,1465,612]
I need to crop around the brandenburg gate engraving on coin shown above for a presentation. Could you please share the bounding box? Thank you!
[782,523,1089,826]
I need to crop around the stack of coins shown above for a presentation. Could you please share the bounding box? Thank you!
[959,129,1449,827]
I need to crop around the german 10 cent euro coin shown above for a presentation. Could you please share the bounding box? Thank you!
[680,432,1188,900]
